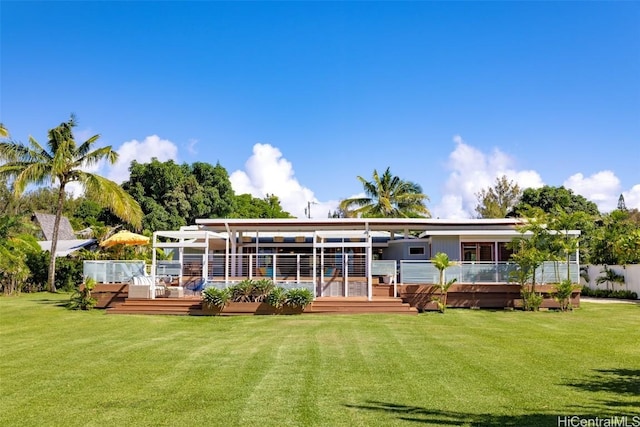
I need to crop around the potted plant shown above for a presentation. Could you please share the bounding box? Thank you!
[202,287,231,315]
[283,287,314,314]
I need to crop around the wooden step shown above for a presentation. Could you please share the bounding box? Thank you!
[107,297,417,315]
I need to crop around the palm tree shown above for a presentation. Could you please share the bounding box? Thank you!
[0,116,143,292]
[0,124,8,138]
[339,167,430,218]
[431,252,457,312]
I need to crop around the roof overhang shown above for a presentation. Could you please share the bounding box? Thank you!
[195,218,527,233]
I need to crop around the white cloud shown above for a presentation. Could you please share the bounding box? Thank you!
[432,135,544,218]
[230,143,338,218]
[563,171,621,212]
[622,185,640,210]
[564,171,640,212]
[106,135,178,183]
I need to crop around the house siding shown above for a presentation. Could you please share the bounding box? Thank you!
[431,236,460,260]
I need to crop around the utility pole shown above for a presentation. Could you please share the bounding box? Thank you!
[305,201,317,219]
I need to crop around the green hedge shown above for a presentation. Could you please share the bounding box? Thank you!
[581,286,637,300]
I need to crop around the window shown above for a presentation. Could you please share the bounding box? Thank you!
[461,243,494,262]
[409,246,425,256]
[498,242,513,262]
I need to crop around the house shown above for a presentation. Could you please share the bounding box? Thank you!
[124,217,581,310]
[32,212,96,257]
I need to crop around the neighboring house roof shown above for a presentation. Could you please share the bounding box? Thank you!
[33,212,76,241]
[37,239,96,257]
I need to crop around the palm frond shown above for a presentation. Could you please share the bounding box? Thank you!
[81,173,143,230]
[28,137,53,161]
[76,134,101,158]
[76,145,118,169]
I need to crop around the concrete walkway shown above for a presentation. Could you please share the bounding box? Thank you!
[581,297,640,305]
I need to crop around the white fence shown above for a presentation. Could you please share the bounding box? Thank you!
[580,264,640,299]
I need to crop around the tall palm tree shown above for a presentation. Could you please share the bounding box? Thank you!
[339,167,430,218]
[0,116,143,292]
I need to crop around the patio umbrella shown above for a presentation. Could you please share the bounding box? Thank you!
[100,230,150,248]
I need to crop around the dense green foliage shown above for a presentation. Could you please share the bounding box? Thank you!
[589,209,640,265]
[123,159,235,231]
[340,167,430,218]
[511,185,600,217]
[580,287,638,300]
[231,193,292,218]
[0,215,41,294]
[1,294,639,426]
[123,159,292,231]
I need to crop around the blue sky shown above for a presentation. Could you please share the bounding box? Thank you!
[2,1,639,218]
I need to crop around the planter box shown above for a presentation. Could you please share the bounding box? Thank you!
[273,236,284,243]
[200,301,306,316]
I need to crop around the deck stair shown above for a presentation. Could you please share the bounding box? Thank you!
[308,297,417,315]
[106,298,203,315]
[107,296,418,315]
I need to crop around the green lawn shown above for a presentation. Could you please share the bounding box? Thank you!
[1,294,638,427]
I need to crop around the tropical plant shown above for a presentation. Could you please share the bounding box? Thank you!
[595,266,625,290]
[0,116,143,292]
[283,288,314,309]
[430,252,457,313]
[67,277,97,310]
[339,167,430,218]
[0,215,41,295]
[252,279,275,302]
[229,279,256,302]
[508,209,554,311]
[553,279,579,312]
[548,208,588,282]
[202,287,231,310]
[265,286,287,309]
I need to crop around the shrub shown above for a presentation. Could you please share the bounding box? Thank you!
[202,287,231,310]
[253,279,275,302]
[521,290,543,311]
[67,277,97,311]
[553,280,579,312]
[229,279,255,302]
[581,287,637,300]
[265,286,286,309]
[284,288,314,309]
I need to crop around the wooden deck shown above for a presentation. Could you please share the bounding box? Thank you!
[106,296,417,315]
[94,283,580,315]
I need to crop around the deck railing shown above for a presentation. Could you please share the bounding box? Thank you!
[399,260,580,284]
[206,252,369,282]
[83,260,146,284]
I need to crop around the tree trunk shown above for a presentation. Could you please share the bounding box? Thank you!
[47,184,67,292]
